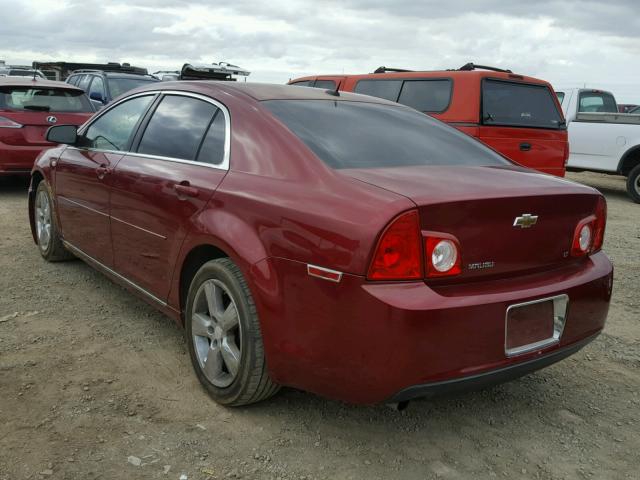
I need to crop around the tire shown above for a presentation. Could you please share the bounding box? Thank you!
[185,258,280,406]
[34,180,74,262]
[626,164,640,204]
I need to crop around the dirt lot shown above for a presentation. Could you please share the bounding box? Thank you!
[0,171,638,480]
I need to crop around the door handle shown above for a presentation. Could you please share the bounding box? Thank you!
[96,164,112,179]
[173,181,199,198]
[519,142,532,152]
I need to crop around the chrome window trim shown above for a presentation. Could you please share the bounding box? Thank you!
[72,89,231,171]
[504,294,568,357]
[62,240,167,307]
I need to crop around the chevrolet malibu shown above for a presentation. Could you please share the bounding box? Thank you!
[29,82,613,406]
[0,77,93,176]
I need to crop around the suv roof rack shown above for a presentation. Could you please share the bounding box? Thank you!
[373,66,414,74]
[180,62,250,81]
[456,62,512,73]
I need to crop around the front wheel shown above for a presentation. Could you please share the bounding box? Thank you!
[185,258,280,406]
[34,181,74,262]
[626,164,640,204]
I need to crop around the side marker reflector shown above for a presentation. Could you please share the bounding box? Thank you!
[307,264,342,283]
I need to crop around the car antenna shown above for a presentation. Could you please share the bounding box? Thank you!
[325,85,340,97]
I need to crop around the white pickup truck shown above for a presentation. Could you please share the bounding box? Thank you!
[557,88,640,203]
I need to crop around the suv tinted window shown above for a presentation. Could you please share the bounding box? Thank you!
[314,80,336,89]
[77,75,91,91]
[0,87,93,113]
[83,95,153,150]
[397,79,452,112]
[291,80,313,87]
[137,95,218,161]
[264,100,509,169]
[578,91,617,113]
[354,79,402,101]
[108,77,157,99]
[482,80,564,129]
[197,110,226,165]
[88,76,105,99]
[67,75,79,86]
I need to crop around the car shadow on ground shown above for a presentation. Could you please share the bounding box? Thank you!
[0,176,30,194]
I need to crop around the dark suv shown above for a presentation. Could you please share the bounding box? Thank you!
[66,70,158,108]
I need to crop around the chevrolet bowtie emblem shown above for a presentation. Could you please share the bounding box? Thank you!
[513,214,538,228]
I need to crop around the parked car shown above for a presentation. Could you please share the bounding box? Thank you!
[289,63,568,176]
[66,69,159,108]
[0,67,45,78]
[0,77,93,176]
[558,88,640,203]
[29,82,612,406]
[627,105,640,115]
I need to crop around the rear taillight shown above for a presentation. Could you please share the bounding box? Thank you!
[367,210,423,280]
[425,235,461,277]
[0,116,22,128]
[571,196,607,257]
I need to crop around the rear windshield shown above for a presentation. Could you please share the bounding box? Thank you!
[0,87,93,112]
[108,77,158,99]
[482,80,564,129]
[263,100,510,169]
[578,91,617,113]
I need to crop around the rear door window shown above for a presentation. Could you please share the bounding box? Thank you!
[354,79,402,102]
[137,94,218,161]
[482,80,564,129]
[196,110,227,165]
[77,75,91,91]
[578,91,617,113]
[397,79,452,112]
[88,76,105,100]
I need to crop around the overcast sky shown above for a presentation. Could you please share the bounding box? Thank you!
[1,0,639,102]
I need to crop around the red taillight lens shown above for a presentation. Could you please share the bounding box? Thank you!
[367,210,423,280]
[0,116,22,128]
[425,236,462,277]
[571,196,607,257]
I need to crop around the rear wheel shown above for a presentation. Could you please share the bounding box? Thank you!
[35,181,73,262]
[627,164,640,204]
[185,258,279,406]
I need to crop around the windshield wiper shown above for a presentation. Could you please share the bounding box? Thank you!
[23,105,51,111]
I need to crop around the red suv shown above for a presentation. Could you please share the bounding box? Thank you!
[0,77,93,176]
[290,63,569,176]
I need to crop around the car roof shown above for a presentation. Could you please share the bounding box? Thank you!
[0,77,83,91]
[143,81,403,105]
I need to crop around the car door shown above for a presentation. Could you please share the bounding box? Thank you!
[109,92,229,300]
[54,94,156,266]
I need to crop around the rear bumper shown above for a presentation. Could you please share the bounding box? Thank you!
[388,332,598,402]
[255,252,613,404]
[0,142,46,175]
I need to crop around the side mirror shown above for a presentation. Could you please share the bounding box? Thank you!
[89,91,104,103]
[90,99,105,111]
[46,125,78,145]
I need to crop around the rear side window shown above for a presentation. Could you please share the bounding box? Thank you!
[0,87,93,113]
[137,95,218,161]
[82,95,153,151]
[314,80,336,89]
[290,80,313,87]
[397,79,452,112]
[197,111,227,165]
[264,100,510,169]
[354,79,402,102]
[578,91,617,113]
[482,80,564,129]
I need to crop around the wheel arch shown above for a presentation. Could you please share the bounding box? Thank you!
[28,170,46,244]
[618,144,640,176]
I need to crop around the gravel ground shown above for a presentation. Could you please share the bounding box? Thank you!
[0,171,638,480]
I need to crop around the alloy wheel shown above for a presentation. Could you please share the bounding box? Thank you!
[192,279,242,388]
[35,189,52,250]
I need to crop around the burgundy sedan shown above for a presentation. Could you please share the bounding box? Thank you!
[29,82,613,406]
[0,77,93,176]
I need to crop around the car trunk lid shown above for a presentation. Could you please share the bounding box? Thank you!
[342,165,599,280]
[0,110,91,146]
